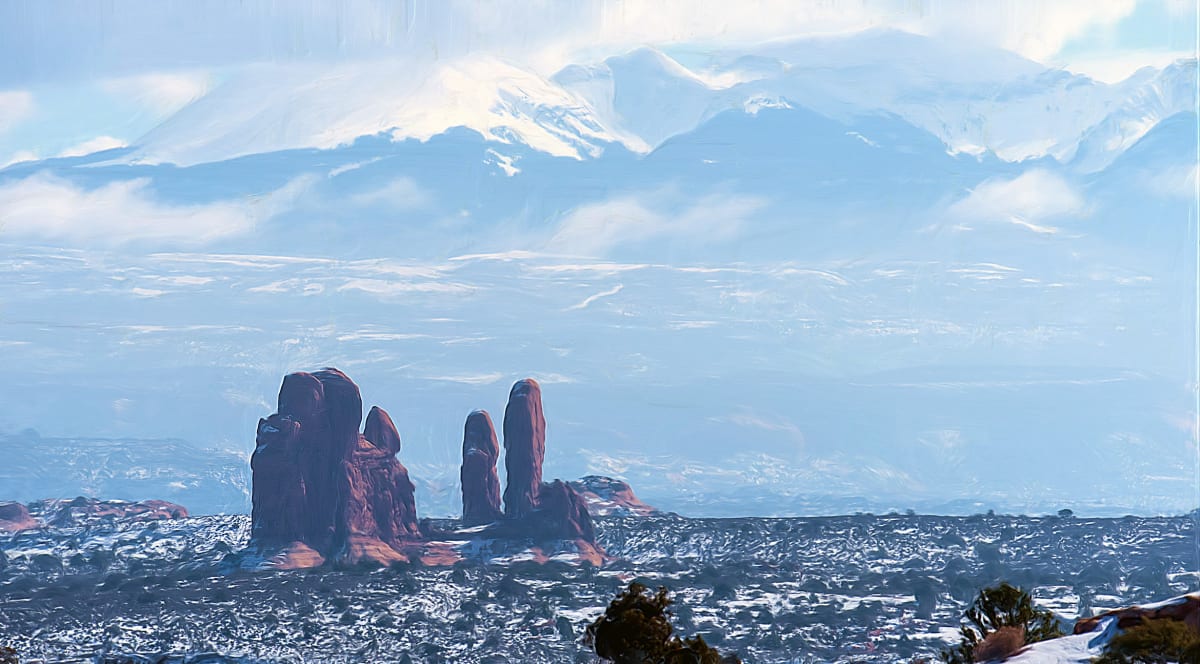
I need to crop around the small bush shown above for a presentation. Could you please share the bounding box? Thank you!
[940,582,1063,663]
[1093,617,1200,664]
[587,582,742,664]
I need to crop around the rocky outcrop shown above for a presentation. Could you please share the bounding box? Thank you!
[250,371,620,568]
[250,414,306,544]
[532,480,596,541]
[0,498,188,531]
[308,368,363,551]
[251,368,420,567]
[341,407,419,565]
[568,476,660,517]
[1074,592,1200,634]
[453,379,601,556]
[502,379,545,518]
[0,501,38,531]
[460,410,502,526]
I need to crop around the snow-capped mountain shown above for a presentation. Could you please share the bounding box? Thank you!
[129,56,623,166]
[107,30,1196,171]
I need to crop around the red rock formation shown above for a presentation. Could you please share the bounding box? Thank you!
[0,502,38,531]
[461,409,502,526]
[272,371,330,546]
[250,414,306,544]
[363,405,402,455]
[341,407,419,564]
[534,480,596,541]
[567,476,659,517]
[502,378,545,518]
[252,368,420,567]
[309,368,363,550]
[1074,593,1200,634]
[2,498,189,531]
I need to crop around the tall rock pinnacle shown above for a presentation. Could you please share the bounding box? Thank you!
[502,378,545,518]
[461,410,502,526]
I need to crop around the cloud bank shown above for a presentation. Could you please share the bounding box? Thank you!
[0,172,307,244]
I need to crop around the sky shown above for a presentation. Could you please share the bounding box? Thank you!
[0,0,1196,165]
[0,1,1197,517]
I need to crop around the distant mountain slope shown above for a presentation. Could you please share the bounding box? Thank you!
[95,31,1194,170]
[0,430,249,515]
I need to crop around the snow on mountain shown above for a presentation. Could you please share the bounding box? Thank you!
[129,56,622,166]
[553,46,738,151]
[113,31,1192,171]
[1071,59,1199,172]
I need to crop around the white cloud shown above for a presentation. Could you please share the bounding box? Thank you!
[336,278,474,296]
[57,135,127,158]
[948,169,1085,234]
[565,284,623,311]
[423,372,505,385]
[0,90,33,134]
[348,177,430,209]
[0,172,307,244]
[547,192,766,256]
[100,71,212,115]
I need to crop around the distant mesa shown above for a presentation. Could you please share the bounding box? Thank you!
[0,502,37,532]
[0,497,188,532]
[250,370,611,569]
[567,476,661,518]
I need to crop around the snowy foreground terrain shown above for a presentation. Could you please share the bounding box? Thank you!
[1,511,1196,662]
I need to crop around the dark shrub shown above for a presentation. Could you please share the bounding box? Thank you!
[1094,618,1200,664]
[939,582,1063,663]
[587,582,742,663]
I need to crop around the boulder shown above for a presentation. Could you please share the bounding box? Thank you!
[0,501,39,531]
[461,410,502,526]
[502,379,545,518]
[1074,592,1200,634]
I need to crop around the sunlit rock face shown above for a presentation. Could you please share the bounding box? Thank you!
[460,409,502,527]
[502,379,545,519]
[342,406,419,561]
[251,369,419,567]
